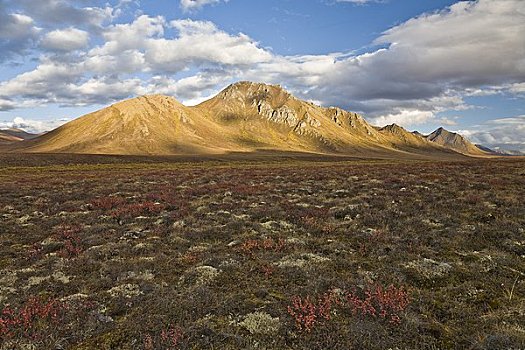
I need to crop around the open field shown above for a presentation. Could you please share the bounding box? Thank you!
[0,155,524,349]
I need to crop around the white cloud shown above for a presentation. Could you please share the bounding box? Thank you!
[369,109,435,128]
[95,15,165,55]
[41,27,89,51]
[66,77,146,105]
[372,0,525,87]
[0,16,274,107]
[0,98,15,111]
[292,0,525,118]
[15,0,116,28]
[0,58,82,98]
[144,20,272,72]
[460,116,525,152]
[0,116,69,133]
[180,0,227,12]
[0,12,40,61]
[0,13,38,39]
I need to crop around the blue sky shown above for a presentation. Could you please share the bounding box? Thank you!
[0,0,524,151]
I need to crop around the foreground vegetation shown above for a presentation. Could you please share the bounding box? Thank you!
[0,154,524,349]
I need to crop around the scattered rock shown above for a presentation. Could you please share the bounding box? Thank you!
[216,210,231,217]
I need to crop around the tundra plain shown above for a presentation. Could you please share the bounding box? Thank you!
[0,154,524,349]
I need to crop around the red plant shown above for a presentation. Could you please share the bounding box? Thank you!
[144,325,183,350]
[344,284,410,324]
[287,295,318,332]
[55,224,83,259]
[287,284,410,332]
[161,325,183,348]
[91,196,126,210]
[260,264,275,278]
[239,238,287,257]
[0,297,65,340]
[27,242,44,261]
[316,292,334,321]
[143,333,154,350]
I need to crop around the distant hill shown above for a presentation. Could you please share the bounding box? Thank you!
[8,82,488,159]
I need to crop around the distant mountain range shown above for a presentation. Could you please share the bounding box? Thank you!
[0,128,39,144]
[476,144,525,156]
[1,82,503,158]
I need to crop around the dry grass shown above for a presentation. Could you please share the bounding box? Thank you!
[0,154,524,349]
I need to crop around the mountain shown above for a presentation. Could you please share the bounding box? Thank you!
[0,128,38,144]
[8,82,484,158]
[476,145,525,156]
[12,95,228,155]
[425,127,488,156]
[378,124,432,149]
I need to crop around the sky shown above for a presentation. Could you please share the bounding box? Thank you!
[0,0,524,152]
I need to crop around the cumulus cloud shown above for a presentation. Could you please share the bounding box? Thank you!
[0,116,69,133]
[287,0,525,125]
[144,19,271,72]
[41,27,90,51]
[0,16,273,106]
[460,116,525,152]
[94,15,165,56]
[180,0,227,12]
[0,11,40,62]
[0,58,82,99]
[369,110,435,128]
[0,98,15,111]
[14,0,116,28]
[374,1,525,87]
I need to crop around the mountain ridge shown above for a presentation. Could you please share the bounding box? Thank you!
[6,82,490,159]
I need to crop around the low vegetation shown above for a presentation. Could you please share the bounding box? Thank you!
[0,154,524,349]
